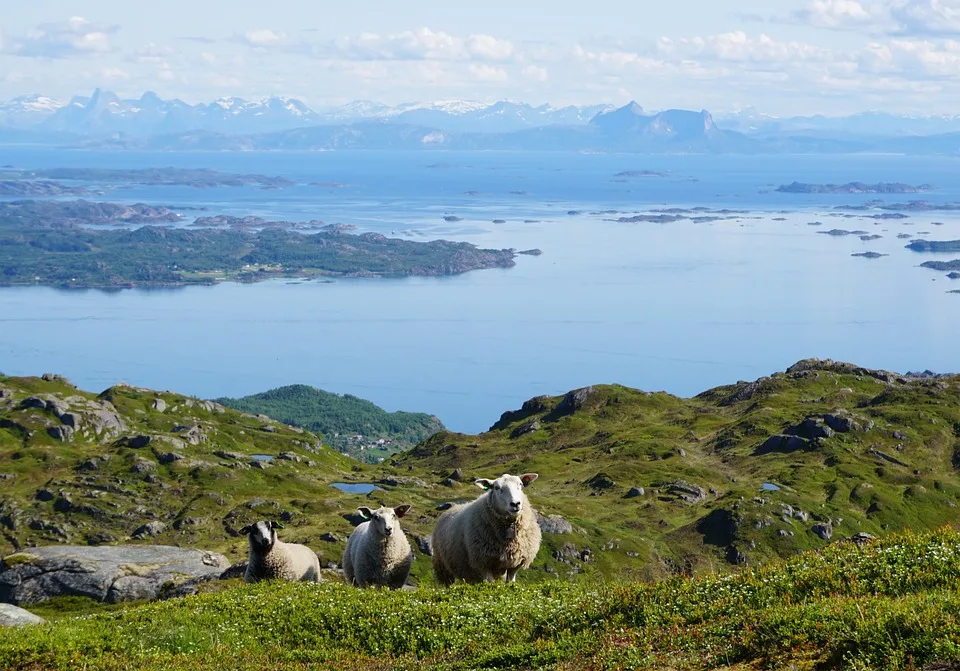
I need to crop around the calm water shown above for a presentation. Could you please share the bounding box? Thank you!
[2,149,959,432]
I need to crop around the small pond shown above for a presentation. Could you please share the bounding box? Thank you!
[251,454,275,462]
[760,482,781,491]
[330,482,382,494]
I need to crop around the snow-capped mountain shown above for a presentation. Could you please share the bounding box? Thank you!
[0,90,614,136]
[34,89,321,136]
[0,95,65,128]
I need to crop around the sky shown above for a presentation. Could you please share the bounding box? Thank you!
[2,0,960,115]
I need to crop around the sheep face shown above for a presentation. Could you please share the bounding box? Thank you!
[240,520,283,552]
[358,505,411,538]
[476,473,538,517]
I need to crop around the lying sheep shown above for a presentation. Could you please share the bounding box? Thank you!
[431,473,541,585]
[239,520,320,583]
[343,504,413,589]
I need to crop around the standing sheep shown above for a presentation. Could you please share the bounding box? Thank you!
[431,473,541,585]
[342,504,414,589]
[239,520,321,583]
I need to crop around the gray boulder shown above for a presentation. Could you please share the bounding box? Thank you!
[0,603,45,627]
[537,513,574,534]
[812,524,833,541]
[0,545,230,605]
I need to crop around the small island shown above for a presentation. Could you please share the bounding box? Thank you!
[906,240,960,253]
[777,182,934,194]
[921,260,960,272]
[852,252,888,259]
[0,200,521,289]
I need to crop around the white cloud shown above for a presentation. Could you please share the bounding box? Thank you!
[100,67,129,80]
[522,65,548,81]
[889,0,960,35]
[792,0,876,29]
[324,27,516,62]
[2,16,118,58]
[240,29,296,49]
[468,63,508,81]
[658,32,834,64]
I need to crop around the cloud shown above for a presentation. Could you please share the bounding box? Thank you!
[787,0,960,35]
[889,0,960,35]
[791,0,877,29]
[468,64,508,81]
[658,32,834,64]
[238,29,297,49]
[100,67,129,80]
[522,65,549,81]
[2,16,118,58]
[321,27,516,62]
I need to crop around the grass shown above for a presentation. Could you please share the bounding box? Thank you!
[4,528,960,670]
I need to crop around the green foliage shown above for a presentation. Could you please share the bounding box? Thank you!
[217,385,444,462]
[4,529,960,669]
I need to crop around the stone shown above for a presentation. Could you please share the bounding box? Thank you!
[413,534,432,556]
[624,487,645,499]
[277,452,302,463]
[0,603,45,627]
[435,502,454,511]
[448,468,464,482]
[173,517,207,531]
[378,476,427,488]
[156,452,185,465]
[677,448,686,458]
[319,532,340,543]
[123,435,153,449]
[812,524,833,541]
[151,399,167,413]
[34,489,55,502]
[537,513,573,534]
[130,459,156,473]
[757,434,811,454]
[850,532,876,546]
[132,521,167,539]
[47,424,75,442]
[175,424,207,445]
[157,573,220,600]
[726,546,747,565]
[665,480,707,503]
[214,450,245,461]
[0,545,230,605]
[219,561,248,580]
[510,420,541,438]
[555,387,595,416]
[823,412,874,433]
[586,473,616,491]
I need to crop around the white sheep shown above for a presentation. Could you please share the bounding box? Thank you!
[239,520,320,583]
[431,473,541,585]
[342,504,413,589]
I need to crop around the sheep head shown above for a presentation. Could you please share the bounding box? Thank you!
[476,473,538,517]
[358,505,411,538]
[239,520,283,551]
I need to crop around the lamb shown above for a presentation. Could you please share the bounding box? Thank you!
[431,473,541,585]
[239,520,321,583]
[342,504,414,589]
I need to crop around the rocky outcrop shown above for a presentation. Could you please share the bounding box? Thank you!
[0,545,230,605]
[0,603,45,627]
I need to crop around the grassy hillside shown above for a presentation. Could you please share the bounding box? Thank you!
[3,528,960,670]
[2,358,960,585]
[216,384,444,462]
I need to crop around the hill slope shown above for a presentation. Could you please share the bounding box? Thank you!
[2,359,960,584]
[216,384,444,462]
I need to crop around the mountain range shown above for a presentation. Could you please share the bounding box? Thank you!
[4,89,960,154]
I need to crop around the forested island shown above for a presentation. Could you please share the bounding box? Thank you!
[0,199,519,288]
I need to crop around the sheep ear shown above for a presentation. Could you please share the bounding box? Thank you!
[239,525,252,535]
[357,507,373,520]
[520,473,539,487]
[394,504,412,518]
[270,521,284,530]
[476,479,494,491]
